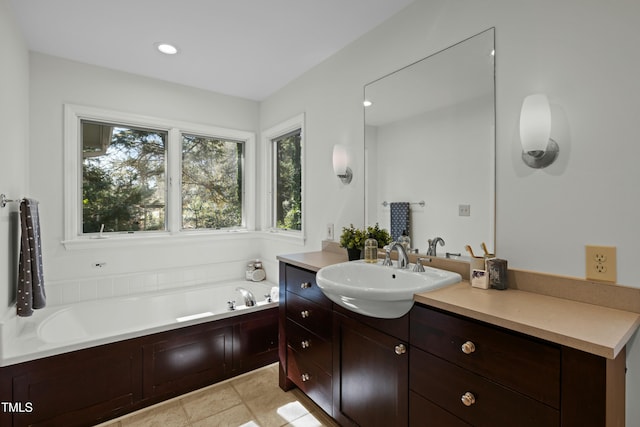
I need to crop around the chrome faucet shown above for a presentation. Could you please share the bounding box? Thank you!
[236,287,256,307]
[383,241,410,269]
[427,237,445,256]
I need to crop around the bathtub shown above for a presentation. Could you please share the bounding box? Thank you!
[0,279,278,367]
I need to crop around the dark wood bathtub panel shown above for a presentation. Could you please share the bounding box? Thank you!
[1,307,278,427]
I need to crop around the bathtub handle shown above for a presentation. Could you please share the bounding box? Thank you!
[300,282,312,289]
[301,310,310,318]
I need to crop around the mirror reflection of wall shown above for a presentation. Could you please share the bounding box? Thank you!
[365,28,495,257]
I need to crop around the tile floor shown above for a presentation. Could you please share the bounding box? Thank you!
[96,363,340,427]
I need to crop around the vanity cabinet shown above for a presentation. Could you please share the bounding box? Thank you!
[279,262,334,415]
[332,307,409,427]
[410,304,626,427]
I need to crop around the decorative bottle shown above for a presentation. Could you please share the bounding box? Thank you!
[399,230,411,251]
[364,235,379,263]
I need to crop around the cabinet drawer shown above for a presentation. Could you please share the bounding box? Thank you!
[410,391,471,427]
[285,264,331,307]
[287,292,332,340]
[411,305,560,407]
[287,347,332,415]
[286,320,332,373]
[410,348,559,427]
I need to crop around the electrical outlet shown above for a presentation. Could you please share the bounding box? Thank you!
[326,223,334,240]
[458,204,471,217]
[585,245,616,283]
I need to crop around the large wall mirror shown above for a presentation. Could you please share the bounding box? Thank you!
[364,28,495,258]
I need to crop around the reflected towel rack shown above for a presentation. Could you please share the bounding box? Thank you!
[381,200,425,207]
[1,194,22,208]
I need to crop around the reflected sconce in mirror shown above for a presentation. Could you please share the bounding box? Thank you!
[333,144,352,184]
[520,93,559,168]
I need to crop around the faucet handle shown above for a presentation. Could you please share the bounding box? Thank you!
[413,258,426,272]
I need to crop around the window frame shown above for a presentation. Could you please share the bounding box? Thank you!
[63,104,255,246]
[261,113,305,241]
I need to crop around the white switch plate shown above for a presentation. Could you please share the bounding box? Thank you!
[459,204,471,217]
[327,223,334,240]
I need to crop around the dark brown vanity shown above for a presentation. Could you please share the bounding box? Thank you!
[278,251,639,427]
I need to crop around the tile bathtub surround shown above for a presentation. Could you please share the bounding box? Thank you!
[96,363,339,427]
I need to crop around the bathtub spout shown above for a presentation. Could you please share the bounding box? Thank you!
[236,287,256,307]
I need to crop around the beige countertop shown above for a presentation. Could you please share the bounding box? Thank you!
[415,283,640,359]
[277,249,640,360]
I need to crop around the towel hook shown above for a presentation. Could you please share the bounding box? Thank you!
[1,194,20,208]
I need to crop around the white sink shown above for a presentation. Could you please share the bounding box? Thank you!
[316,260,462,319]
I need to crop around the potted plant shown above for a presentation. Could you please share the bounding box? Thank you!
[339,224,367,261]
[366,223,391,248]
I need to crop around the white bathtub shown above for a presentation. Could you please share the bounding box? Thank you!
[0,280,278,367]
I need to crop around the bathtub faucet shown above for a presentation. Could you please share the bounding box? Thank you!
[236,287,256,307]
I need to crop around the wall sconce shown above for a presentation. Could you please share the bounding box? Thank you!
[520,93,559,168]
[332,144,352,184]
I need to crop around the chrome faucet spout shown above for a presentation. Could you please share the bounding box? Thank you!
[427,237,445,256]
[236,287,256,307]
[385,241,410,269]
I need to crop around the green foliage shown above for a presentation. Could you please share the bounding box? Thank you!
[340,223,391,250]
[366,223,391,248]
[275,132,302,231]
[339,224,367,250]
[82,126,165,233]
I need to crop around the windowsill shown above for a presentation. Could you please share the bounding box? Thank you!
[61,229,306,250]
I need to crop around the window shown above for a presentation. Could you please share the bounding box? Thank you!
[262,114,305,237]
[64,104,255,244]
[82,121,167,233]
[181,134,244,229]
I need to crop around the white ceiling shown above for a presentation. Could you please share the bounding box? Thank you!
[9,0,414,101]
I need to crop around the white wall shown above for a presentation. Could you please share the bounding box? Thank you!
[260,0,640,423]
[28,53,269,284]
[0,0,29,315]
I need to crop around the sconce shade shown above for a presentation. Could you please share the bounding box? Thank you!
[520,93,551,155]
[332,144,352,184]
[519,93,559,168]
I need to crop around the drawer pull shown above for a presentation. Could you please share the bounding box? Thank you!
[461,341,476,355]
[300,282,312,289]
[301,310,310,318]
[394,344,407,355]
[301,373,310,382]
[301,340,310,349]
[461,391,476,407]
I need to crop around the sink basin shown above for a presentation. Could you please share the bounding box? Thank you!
[316,260,462,319]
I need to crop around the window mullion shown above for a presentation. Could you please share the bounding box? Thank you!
[167,128,182,233]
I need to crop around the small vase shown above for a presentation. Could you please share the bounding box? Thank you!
[347,248,362,261]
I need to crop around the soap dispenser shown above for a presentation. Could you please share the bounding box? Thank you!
[364,234,379,263]
[399,230,411,252]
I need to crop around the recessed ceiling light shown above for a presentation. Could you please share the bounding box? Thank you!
[156,43,179,55]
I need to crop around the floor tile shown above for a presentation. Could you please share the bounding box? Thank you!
[180,383,243,423]
[120,401,189,427]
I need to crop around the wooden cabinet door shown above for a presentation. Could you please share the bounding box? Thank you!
[334,312,408,427]
[11,342,141,427]
[143,323,233,399]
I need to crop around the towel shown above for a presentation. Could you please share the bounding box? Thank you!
[17,199,46,317]
[390,202,410,242]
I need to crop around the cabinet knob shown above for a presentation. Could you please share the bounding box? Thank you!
[300,282,312,289]
[461,391,476,407]
[301,340,310,349]
[301,310,310,318]
[301,373,310,382]
[461,341,476,355]
[394,344,407,355]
